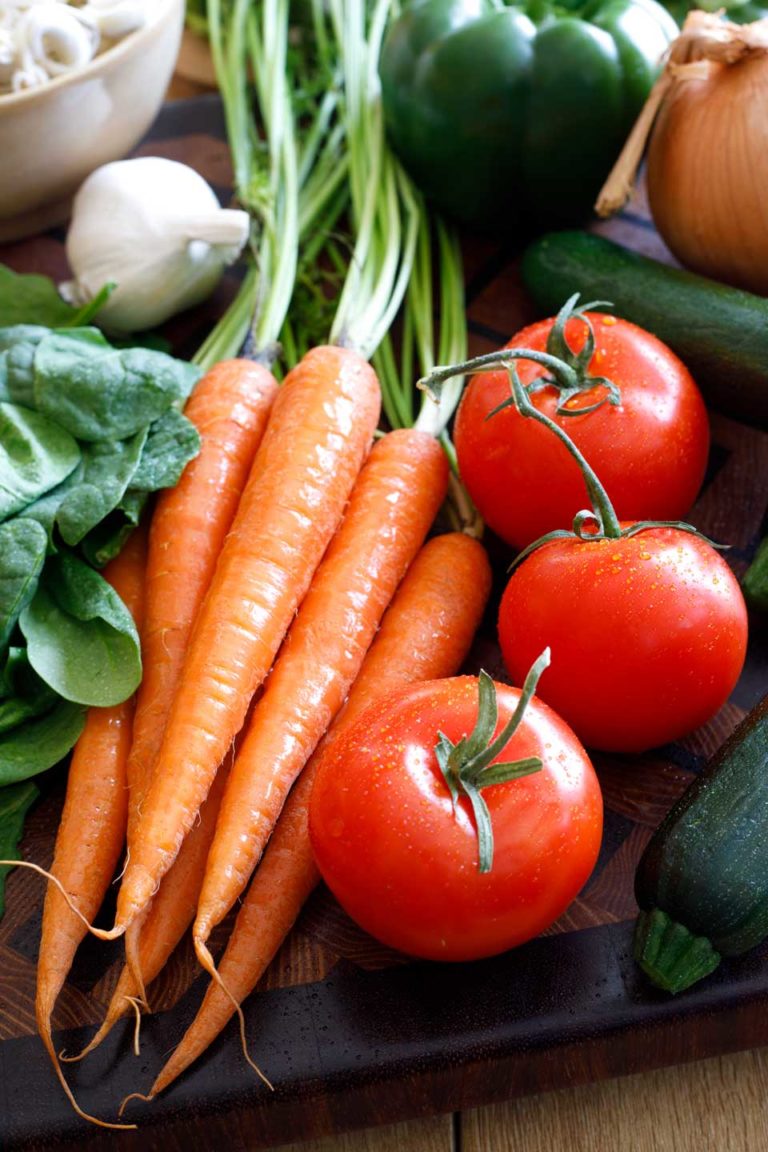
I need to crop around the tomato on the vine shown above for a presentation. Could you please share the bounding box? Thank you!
[453,303,710,550]
[498,525,748,754]
[308,670,603,963]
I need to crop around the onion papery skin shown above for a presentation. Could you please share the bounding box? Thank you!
[647,54,768,296]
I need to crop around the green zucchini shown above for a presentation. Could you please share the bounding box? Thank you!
[743,537,768,614]
[520,231,768,429]
[633,693,768,994]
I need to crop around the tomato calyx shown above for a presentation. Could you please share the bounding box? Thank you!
[531,294,620,415]
[421,345,713,566]
[495,362,718,567]
[435,651,550,874]
[419,294,620,416]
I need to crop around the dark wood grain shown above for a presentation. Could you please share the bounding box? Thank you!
[0,95,766,1151]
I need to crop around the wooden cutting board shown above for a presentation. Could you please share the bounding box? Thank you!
[1,96,767,1152]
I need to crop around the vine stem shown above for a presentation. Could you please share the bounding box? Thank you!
[420,344,624,539]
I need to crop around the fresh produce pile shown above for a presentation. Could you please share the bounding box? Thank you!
[1,0,767,1136]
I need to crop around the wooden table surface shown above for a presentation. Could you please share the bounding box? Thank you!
[10,39,760,1152]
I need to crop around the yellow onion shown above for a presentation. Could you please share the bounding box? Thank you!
[597,12,768,296]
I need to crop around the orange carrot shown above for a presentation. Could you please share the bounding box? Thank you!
[76,756,233,1058]
[192,428,449,982]
[107,345,381,939]
[35,524,148,1128]
[120,359,277,1001]
[126,358,278,843]
[148,531,492,1097]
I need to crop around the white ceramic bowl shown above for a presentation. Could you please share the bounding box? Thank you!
[0,0,185,242]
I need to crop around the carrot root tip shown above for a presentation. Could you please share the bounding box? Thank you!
[118,1091,154,1118]
[0,860,116,940]
[125,996,145,1056]
[195,934,273,1091]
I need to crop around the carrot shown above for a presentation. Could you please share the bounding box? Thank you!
[126,359,278,843]
[34,524,148,1129]
[76,756,233,1059]
[120,359,277,1003]
[192,428,449,984]
[106,345,381,940]
[148,531,492,1098]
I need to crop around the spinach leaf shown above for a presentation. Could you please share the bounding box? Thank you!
[19,550,141,706]
[34,329,200,442]
[0,403,81,521]
[80,492,148,569]
[0,265,80,328]
[0,325,50,354]
[56,428,147,546]
[81,518,141,569]
[0,781,40,919]
[0,649,57,737]
[21,461,85,546]
[130,409,200,492]
[0,700,85,785]
[0,518,48,649]
[5,333,47,408]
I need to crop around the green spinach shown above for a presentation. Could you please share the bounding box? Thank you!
[0,403,81,520]
[0,703,86,786]
[34,329,199,442]
[0,781,40,918]
[55,429,147,546]
[20,551,141,706]
[0,264,202,922]
[0,519,48,649]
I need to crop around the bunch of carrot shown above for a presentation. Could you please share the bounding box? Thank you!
[19,0,489,1126]
[29,343,490,1125]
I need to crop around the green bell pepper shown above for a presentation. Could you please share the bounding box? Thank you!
[379,0,678,231]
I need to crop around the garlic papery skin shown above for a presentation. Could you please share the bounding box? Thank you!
[61,157,251,335]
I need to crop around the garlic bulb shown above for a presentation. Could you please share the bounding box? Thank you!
[61,157,251,334]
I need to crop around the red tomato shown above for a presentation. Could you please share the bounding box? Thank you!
[498,527,748,753]
[453,312,710,550]
[308,676,603,962]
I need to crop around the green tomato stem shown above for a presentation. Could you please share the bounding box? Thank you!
[419,345,623,539]
[435,651,550,873]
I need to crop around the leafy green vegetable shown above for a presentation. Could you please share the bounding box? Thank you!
[0,403,81,520]
[55,429,147,546]
[0,267,202,922]
[21,462,85,545]
[0,324,49,354]
[34,329,200,442]
[0,266,81,328]
[79,493,148,569]
[0,520,48,649]
[0,781,40,918]
[4,331,46,408]
[0,650,58,734]
[20,551,141,706]
[0,702,86,785]
[129,408,201,491]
